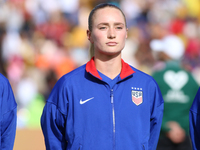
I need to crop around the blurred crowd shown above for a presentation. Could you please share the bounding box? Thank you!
[0,0,200,129]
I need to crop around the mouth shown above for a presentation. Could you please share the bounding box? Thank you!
[106,42,118,46]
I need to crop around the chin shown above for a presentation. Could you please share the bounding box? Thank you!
[103,51,122,57]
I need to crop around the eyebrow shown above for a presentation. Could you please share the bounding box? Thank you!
[97,22,125,26]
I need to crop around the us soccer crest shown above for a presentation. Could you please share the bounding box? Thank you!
[132,90,143,106]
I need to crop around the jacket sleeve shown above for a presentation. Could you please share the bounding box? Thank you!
[189,88,200,150]
[41,77,68,150]
[0,75,17,150]
[41,103,67,150]
[148,79,164,150]
[1,108,17,150]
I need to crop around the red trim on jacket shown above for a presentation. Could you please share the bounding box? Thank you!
[120,59,135,79]
[86,57,135,80]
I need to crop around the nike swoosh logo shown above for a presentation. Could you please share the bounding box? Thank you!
[80,97,94,104]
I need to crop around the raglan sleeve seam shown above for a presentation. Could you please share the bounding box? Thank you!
[46,101,68,116]
[190,109,198,115]
[2,105,17,116]
[157,101,164,108]
[150,76,164,107]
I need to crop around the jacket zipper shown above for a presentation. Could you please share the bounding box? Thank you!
[111,89,116,150]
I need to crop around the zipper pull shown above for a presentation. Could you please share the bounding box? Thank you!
[111,89,114,104]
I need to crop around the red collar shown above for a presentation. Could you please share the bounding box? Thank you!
[86,57,135,80]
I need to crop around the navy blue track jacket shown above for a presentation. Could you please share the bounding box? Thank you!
[41,58,164,150]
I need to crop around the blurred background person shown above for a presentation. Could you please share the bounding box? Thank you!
[150,29,199,150]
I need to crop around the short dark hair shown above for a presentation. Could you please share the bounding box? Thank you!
[88,3,127,31]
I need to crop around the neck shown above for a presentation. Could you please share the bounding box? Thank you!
[94,54,122,79]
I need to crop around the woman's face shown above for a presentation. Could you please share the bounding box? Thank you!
[87,7,128,57]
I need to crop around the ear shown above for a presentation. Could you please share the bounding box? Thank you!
[87,30,93,43]
[126,28,128,39]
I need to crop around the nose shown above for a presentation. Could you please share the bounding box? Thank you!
[107,28,116,39]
